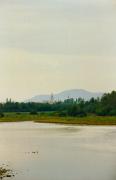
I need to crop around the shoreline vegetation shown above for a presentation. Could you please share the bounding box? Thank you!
[0,166,14,179]
[0,113,116,125]
[0,91,116,125]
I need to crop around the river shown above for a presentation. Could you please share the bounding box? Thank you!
[0,122,116,180]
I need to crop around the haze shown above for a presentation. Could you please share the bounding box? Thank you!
[0,0,116,101]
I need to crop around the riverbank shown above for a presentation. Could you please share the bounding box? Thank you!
[0,113,116,125]
[0,166,14,179]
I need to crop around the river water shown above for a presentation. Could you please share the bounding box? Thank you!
[0,122,116,180]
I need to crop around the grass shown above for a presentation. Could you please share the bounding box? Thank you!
[0,112,116,125]
[35,116,116,125]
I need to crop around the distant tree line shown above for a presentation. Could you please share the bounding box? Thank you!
[0,91,116,117]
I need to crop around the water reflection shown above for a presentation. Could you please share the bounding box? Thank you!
[0,122,116,180]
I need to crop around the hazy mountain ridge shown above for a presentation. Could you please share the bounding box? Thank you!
[26,89,103,102]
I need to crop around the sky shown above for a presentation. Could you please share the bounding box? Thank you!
[0,0,116,101]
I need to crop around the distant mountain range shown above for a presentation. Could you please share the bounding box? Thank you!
[26,89,104,102]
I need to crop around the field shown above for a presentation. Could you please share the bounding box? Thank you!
[0,113,116,125]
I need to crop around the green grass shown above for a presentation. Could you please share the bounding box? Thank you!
[0,112,116,125]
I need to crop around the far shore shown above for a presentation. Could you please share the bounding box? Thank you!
[0,113,116,125]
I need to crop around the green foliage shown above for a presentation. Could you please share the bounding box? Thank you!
[67,104,87,117]
[30,111,38,115]
[0,91,116,117]
[0,112,4,118]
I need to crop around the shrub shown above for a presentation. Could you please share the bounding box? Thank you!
[30,111,38,115]
[0,113,4,118]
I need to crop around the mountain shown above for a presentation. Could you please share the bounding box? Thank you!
[26,89,103,102]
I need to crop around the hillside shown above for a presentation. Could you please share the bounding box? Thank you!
[27,89,103,102]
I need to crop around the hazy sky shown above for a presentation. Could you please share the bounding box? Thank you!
[0,0,116,101]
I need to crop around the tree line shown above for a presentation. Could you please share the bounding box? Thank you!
[0,91,116,117]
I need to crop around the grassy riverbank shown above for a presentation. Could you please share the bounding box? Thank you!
[0,113,116,125]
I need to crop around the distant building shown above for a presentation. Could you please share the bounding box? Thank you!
[6,98,12,103]
[49,93,54,104]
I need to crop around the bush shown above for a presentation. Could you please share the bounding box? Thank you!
[68,105,87,117]
[58,111,68,117]
[30,111,38,115]
[0,113,4,118]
